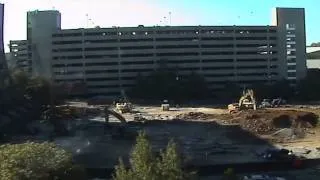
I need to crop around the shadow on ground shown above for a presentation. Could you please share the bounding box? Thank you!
[48,118,282,178]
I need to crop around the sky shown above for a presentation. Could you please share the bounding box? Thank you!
[1,0,319,52]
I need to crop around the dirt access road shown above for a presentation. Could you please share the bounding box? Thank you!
[55,103,320,168]
[128,105,320,159]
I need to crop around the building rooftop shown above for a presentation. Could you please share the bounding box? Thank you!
[307,50,320,59]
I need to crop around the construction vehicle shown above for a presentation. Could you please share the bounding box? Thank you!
[259,99,272,108]
[228,103,240,114]
[161,100,170,111]
[228,89,257,113]
[259,98,286,108]
[115,90,133,114]
[271,98,286,107]
[239,89,257,110]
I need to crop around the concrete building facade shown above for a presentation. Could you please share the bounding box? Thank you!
[8,40,30,72]
[27,10,61,78]
[0,4,6,70]
[306,47,320,69]
[271,8,307,83]
[0,4,9,88]
[9,8,307,97]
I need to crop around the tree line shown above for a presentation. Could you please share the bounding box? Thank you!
[128,68,320,103]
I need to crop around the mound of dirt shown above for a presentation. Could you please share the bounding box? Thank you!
[174,109,318,137]
[175,112,212,120]
[226,110,319,135]
[174,112,230,121]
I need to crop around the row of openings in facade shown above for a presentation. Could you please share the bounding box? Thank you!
[52,43,277,52]
[52,36,277,45]
[52,29,277,37]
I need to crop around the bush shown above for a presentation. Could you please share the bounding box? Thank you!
[113,131,196,180]
[128,70,210,102]
[221,168,239,180]
[0,142,86,180]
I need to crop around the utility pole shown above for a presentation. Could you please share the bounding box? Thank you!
[86,14,89,28]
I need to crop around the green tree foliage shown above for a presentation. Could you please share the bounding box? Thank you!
[252,79,294,101]
[26,76,52,106]
[221,168,239,180]
[219,82,242,102]
[3,70,66,107]
[310,42,320,47]
[113,131,195,180]
[10,70,30,93]
[156,140,185,180]
[297,69,320,101]
[0,70,67,138]
[0,142,87,180]
[129,70,210,102]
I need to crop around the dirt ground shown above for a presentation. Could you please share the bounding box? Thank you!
[123,105,320,159]
[53,103,320,168]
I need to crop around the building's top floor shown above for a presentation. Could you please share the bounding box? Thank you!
[27,9,61,15]
[9,40,28,47]
[52,25,278,38]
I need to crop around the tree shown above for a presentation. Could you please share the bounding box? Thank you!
[26,76,52,106]
[310,42,320,47]
[129,70,210,102]
[113,131,195,180]
[219,82,241,102]
[297,69,320,101]
[221,168,239,180]
[156,140,185,180]
[0,142,87,180]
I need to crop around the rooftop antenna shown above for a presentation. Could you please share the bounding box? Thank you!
[86,14,89,28]
[169,12,172,25]
[85,14,95,28]
[48,0,55,10]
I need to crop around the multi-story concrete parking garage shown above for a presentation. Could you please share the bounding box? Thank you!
[9,7,307,97]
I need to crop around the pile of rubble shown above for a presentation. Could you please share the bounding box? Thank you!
[174,112,217,121]
[42,106,102,120]
[228,110,318,135]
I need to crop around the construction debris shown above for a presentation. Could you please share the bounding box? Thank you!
[174,109,318,138]
[175,112,217,121]
[224,109,318,135]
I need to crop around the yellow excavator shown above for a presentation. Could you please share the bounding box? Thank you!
[116,90,133,114]
[228,89,257,113]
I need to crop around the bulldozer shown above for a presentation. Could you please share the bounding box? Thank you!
[228,89,257,113]
[115,90,133,114]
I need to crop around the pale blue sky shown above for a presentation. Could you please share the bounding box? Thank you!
[1,0,319,52]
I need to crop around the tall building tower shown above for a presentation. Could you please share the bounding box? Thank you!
[272,8,307,83]
[0,3,8,87]
[0,3,6,70]
[27,10,61,78]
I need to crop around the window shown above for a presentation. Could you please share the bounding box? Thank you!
[287,51,296,55]
[286,24,296,30]
[288,72,296,77]
[288,65,296,70]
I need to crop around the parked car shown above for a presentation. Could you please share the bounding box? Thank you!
[261,148,294,160]
[242,174,286,180]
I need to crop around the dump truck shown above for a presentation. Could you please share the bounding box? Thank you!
[161,100,170,111]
